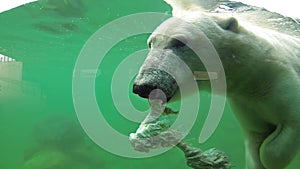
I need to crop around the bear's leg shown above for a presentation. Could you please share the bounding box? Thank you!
[260,124,300,169]
[245,133,266,169]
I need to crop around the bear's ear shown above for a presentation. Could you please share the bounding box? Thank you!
[216,17,239,33]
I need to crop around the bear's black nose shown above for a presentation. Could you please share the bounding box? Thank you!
[133,83,157,99]
[133,83,171,103]
[133,69,178,102]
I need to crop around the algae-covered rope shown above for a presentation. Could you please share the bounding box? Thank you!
[177,141,231,169]
[129,100,231,169]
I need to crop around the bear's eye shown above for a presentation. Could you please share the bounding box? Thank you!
[171,39,186,49]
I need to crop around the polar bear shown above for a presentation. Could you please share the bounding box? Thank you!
[133,0,300,169]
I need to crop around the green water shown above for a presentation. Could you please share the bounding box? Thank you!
[0,0,270,168]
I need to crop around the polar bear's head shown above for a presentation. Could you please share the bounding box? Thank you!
[133,0,239,101]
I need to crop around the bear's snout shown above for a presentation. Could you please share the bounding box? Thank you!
[133,69,178,102]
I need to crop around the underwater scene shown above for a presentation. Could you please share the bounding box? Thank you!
[0,0,299,169]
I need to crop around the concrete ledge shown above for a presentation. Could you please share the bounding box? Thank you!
[0,61,41,99]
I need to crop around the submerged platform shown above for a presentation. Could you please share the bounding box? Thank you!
[0,61,41,99]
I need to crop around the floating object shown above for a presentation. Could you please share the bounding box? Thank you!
[129,100,231,169]
[129,100,182,152]
[177,142,231,169]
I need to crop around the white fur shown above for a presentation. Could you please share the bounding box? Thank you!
[160,1,300,169]
[164,0,203,16]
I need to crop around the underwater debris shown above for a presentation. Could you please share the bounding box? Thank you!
[177,142,231,169]
[23,115,105,169]
[34,116,85,150]
[38,0,86,16]
[129,100,231,169]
